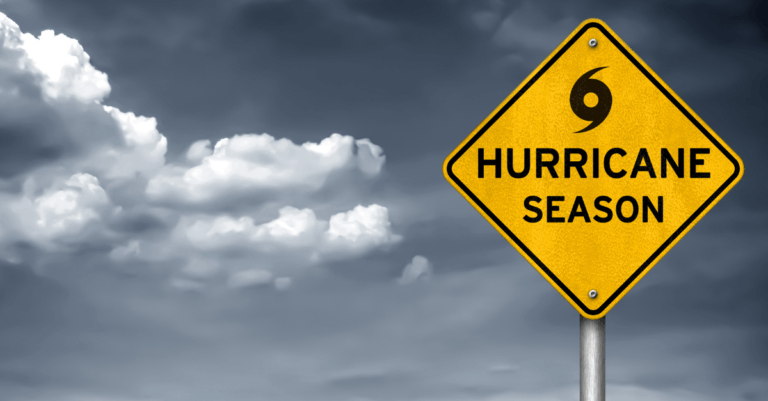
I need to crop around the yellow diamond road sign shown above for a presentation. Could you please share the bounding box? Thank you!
[443,19,743,319]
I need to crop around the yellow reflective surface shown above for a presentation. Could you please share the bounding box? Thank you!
[443,19,743,319]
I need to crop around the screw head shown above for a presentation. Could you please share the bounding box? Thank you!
[589,38,597,47]
[588,290,598,299]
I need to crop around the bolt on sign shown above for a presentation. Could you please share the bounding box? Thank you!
[443,19,743,319]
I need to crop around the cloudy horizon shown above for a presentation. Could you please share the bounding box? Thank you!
[0,1,765,400]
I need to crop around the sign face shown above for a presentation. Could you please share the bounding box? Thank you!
[443,19,743,319]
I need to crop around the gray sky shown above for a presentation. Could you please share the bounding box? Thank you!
[0,1,765,400]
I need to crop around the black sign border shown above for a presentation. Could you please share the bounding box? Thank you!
[445,21,742,316]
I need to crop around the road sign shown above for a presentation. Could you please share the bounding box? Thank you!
[443,19,743,319]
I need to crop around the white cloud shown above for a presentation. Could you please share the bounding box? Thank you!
[398,255,432,284]
[18,26,110,103]
[106,204,401,288]
[179,206,323,252]
[0,172,122,260]
[0,13,168,184]
[185,139,212,163]
[100,106,167,179]
[176,204,400,258]
[354,138,385,176]
[34,173,109,233]
[146,133,385,206]
[0,12,399,288]
[326,204,400,253]
[19,173,115,248]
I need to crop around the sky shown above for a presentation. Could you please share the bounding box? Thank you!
[0,0,765,400]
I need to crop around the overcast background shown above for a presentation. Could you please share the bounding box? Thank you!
[0,1,764,400]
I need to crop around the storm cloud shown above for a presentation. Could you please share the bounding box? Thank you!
[0,1,765,400]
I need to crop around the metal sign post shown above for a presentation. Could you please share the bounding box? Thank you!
[580,316,605,401]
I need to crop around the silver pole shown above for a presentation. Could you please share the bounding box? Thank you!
[580,315,605,401]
